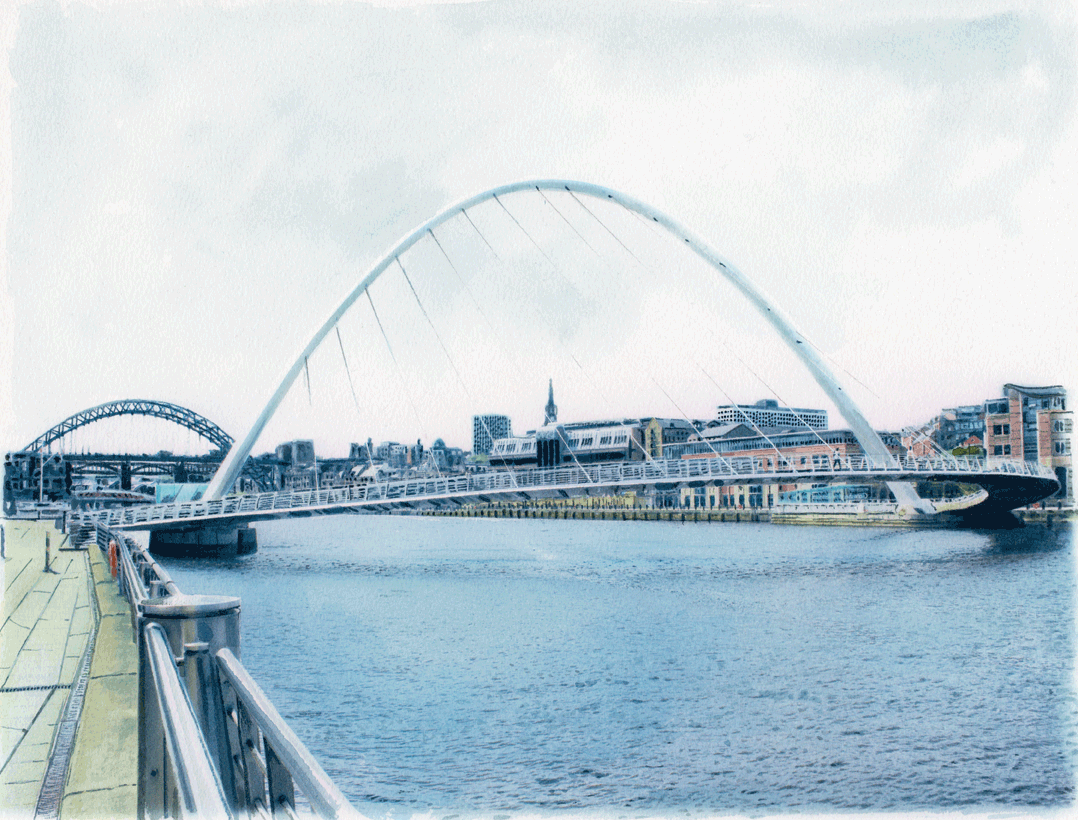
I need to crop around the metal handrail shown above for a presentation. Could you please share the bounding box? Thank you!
[74,453,1057,530]
[143,623,233,820]
[116,536,149,604]
[86,522,362,819]
[215,649,360,820]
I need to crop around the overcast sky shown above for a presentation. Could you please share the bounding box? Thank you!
[2,0,1076,458]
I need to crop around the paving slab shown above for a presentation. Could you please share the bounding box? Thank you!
[2,521,139,818]
[0,688,53,768]
[63,536,140,818]
[63,670,139,799]
[59,596,92,684]
[59,783,139,820]
[6,578,84,689]
[0,686,63,813]
[0,778,41,811]
[3,542,36,597]
[87,615,137,681]
[88,550,112,588]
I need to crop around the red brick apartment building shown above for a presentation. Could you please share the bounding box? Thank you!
[984,384,1072,505]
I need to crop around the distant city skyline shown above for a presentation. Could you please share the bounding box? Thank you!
[2,2,1076,459]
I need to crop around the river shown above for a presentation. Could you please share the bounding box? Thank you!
[151,515,1076,817]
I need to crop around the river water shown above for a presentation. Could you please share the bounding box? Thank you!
[153,516,1076,817]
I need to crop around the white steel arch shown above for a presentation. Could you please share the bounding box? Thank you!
[205,179,924,509]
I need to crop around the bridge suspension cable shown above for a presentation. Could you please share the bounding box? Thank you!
[335,326,362,416]
[365,290,428,449]
[458,199,658,469]
[468,193,659,468]
[457,193,651,469]
[694,365,798,467]
[399,224,595,483]
[704,330,842,459]
[204,179,922,509]
[580,194,845,467]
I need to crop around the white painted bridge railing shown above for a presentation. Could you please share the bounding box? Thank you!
[75,454,1054,530]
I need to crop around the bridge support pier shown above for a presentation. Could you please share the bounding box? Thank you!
[149,525,257,558]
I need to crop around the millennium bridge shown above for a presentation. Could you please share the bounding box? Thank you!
[3,178,1063,817]
[57,179,1056,550]
[74,452,1056,534]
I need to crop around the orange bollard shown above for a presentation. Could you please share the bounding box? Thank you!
[108,540,118,578]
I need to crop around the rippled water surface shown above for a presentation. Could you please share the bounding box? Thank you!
[155,516,1076,816]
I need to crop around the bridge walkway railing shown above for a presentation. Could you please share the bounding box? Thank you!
[96,522,361,819]
[76,454,1055,530]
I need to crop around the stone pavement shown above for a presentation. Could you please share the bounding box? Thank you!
[1,520,138,818]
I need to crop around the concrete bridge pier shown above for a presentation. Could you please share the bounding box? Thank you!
[148,525,257,558]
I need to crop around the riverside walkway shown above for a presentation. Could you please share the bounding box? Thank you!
[3,517,361,820]
[1,519,138,817]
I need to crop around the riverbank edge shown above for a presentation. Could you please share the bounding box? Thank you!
[59,533,139,817]
[416,506,1074,527]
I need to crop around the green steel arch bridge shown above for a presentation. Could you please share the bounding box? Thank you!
[7,400,271,502]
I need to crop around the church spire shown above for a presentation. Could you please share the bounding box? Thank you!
[544,378,558,425]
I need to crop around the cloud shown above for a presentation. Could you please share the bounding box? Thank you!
[3,0,1075,453]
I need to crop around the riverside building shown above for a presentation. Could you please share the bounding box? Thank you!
[714,398,827,430]
[490,420,643,468]
[473,414,511,456]
[673,428,905,510]
[984,384,1071,504]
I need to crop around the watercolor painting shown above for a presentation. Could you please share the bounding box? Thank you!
[2,2,1075,819]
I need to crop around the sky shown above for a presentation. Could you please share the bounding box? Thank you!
[2,0,1077,459]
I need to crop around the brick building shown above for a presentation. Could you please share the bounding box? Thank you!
[674,428,905,510]
[984,384,1071,504]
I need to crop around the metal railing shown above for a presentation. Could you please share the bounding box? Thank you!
[771,502,902,515]
[94,523,362,819]
[142,622,232,820]
[216,648,356,819]
[74,454,1057,530]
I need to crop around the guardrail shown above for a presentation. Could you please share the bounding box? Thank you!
[75,454,1057,530]
[94,523,361,819]
[771,502,899,515]
[142,621,232,819]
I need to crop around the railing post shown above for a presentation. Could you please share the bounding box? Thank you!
[138,635,169,820]
[265,741,296,816]
[139,593,242,812]
[139,623,232,820]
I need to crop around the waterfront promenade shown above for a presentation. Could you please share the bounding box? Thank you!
[1,519,137,817]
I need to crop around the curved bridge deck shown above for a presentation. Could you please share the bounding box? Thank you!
[74,455,1058,532]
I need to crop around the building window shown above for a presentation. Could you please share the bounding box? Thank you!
[993,424,1002,436]
[1003,424,1010,435]
[1004,445,1011,455]
[993,445,1003,455]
